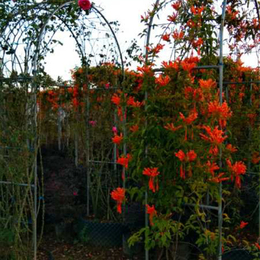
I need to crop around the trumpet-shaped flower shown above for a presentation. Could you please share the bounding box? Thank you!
[146,204,157,226]
[239,221,248,229]
[175,150,186,162]
[117,154,131,169]
[208,101,232,128]
[226,159,246,188]
[179,110,198,124]
[112,133,123,145]
[130,125,139,132]
[143,168,160,192]
[111,187,125,214]
[111,93,121,106]
[200,126,227,145]
[164,123,182,132]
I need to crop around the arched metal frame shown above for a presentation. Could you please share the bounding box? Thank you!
[0,1,124,259]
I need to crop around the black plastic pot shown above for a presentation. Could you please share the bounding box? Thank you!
[222,249,253,260]
[76,218,127,247]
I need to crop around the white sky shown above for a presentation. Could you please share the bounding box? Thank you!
[44,0,156,80]
[43,0,259,81]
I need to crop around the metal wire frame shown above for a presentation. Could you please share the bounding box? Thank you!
[142,0,232,259]
[32,4,124,259]
[144,1,161,259]
[0,2,125,260]
[146,0,260,257]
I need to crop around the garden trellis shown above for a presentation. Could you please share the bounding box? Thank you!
[0,0,124,259]
[0,0,260,260]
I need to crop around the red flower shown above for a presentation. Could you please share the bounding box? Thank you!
[167,13,177,22]
[117,154,131,169]
[207,101,232,128]
[155,74,171,87]
[179,110,198,124]
[239,221,248,229]
[171,1,181,10]
[186,19,196,28]
[175,150,186,161]
[252,152,260,164]
[67,87,73,94]
[192,38,204,48]
[111,93,121,106]
[130,125,139,132]
[162,60,179,70]
[127,96,143,107]
[187,150,197,162]
[172,30,184,40]
[180,165,185,179]
[175,150,197,162]
[146,204,157,226]
[143,168,160,193]
[151,44,164,54]
[209,172,229,183]
[111,188,125,214]
[162,33,171,42]
[200,126,227,145]
[255,243,260,250]
[72,97,79,108]
[227,160,247,175]
[226,159,247,188]
[137,65,154,76]
[112,133,123,145]
[199,79,216,90]
[226,144,237,153]
[175,150,197,179]
[164,123,182,132]
[78,0,91,10]
[206,161,220,176]
[190,6,204,15]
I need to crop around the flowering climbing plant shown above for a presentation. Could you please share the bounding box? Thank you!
[109,0,260,257]
[107,54,260,257]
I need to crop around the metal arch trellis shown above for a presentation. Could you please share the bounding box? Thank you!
[0,1,125,259]
[142,0,259,259]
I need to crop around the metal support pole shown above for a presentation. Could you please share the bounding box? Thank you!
[75,134,78,168]
[113,112,117,173]
[34,148,37,260]
[33,76,38,260]
[259,170,260,241]
[185,203,219,211]
[144,2,161,259]
[58,107,62,151]
[218,1,227,259]
[86,74,90,217]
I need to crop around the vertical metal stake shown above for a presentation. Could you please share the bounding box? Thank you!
[58,107,62,151]
[218,0,227,258]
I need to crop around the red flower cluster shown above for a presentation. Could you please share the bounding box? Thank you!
[175,150,197,162]
[143,168,160,193]
[112,133,123,145]
[146,204,157,226]
[175,150,197,179]
[111,187,125,214]
[117,154,131,169]
[226,159,246,188]
[239,221,248,229]
[207,101,232,128]
[155,74,171,87]
[200,126,227,145]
